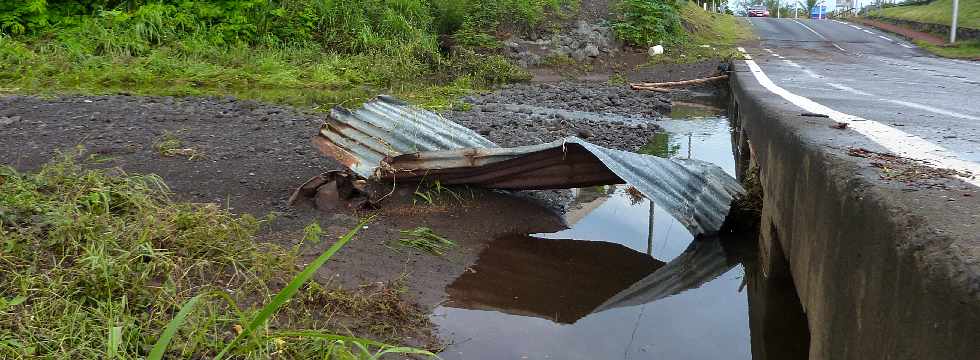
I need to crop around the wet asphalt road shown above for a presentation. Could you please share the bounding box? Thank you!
[743,17,980,163]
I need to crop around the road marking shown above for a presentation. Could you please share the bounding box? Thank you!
[850,25,863,30]
[885,100,980,121]
[793,20,828,40]
[764,48,774,53]
[803,69,824,79]
[783,59,803,68]
[900,43,914,49]
[827,83,872,96]
[832,43,847,52]
[863,29,874,34]
[737,48,980,186]
[878,35,894,42]
[738,47,753,60]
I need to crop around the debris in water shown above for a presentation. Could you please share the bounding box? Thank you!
[294,95,744,236]
[830,121,848,129]
[800,112,830,118]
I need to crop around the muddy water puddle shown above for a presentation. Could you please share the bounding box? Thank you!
[432,112,753,360]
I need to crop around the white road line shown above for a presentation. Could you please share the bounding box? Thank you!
[878,35,894,42]
[783,60,803,68]
[863,29,874,34]
[793,19,828,40]
[850,25,863,30]
[737,48,980,186]
[827,82,872,96]
[885,100,980,121]
[900,44,914,49]
[738,47,753,60]
[764,48,774,53]
[803,69,824,79]
[832,43,847,52]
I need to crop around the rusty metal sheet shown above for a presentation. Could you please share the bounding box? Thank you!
[315,95,744,236]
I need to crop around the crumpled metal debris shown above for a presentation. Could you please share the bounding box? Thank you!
[297,95,745,236]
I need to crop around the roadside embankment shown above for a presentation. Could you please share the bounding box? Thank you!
[729,62,980,360]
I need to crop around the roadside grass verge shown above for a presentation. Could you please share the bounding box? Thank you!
[915,39,980,59]
[872,0,980,30]
[0,151,434,358]
[645,1,751,64]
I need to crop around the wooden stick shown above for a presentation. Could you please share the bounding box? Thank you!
[629,74,728,88]
[629,85,672,93]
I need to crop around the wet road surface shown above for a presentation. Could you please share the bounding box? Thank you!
[743,17,980,166]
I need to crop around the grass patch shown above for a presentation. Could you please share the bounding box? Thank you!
[873,0,980,30]
[397,227,457,256]
[645,1,751,64]
[914,38,980,59]
[0,151,435,358]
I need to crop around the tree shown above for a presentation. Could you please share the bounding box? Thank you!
[799,0,820,17]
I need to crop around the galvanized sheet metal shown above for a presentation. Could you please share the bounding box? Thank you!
[316,95,744,236]
[594,236,737,312]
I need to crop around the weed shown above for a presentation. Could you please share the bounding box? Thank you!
[154,131,202,159]
[613,0,685,47]
[0,152,435,358]
[413,180,464,206]
[0,0,561,109]
[397,227,457,256]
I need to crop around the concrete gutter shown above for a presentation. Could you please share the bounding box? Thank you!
[729,62,980,359]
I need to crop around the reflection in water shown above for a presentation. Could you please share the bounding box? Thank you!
[445,235,664,324]
[433,116,756,360]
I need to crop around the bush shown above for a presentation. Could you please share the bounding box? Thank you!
[612,0,685,46]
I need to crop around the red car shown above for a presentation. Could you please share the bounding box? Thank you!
[747,6,770,17]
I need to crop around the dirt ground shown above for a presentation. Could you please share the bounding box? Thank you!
[0,59,728,347]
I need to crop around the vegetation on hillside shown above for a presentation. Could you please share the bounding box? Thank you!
[872,0,979,30]
[612,0,685,46]
[645,1,752,63]
[0,152,435,358]
[0,0,574,108]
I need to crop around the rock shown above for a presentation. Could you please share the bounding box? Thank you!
[577,129,595,138]
[0,116,21,126]
[649,45,664,56]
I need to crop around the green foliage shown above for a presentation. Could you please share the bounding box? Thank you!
[397,227,456,256]
[644,1,750,64]
[0,0,559,108]
[873,0,980,29]
[0,152,431,358]
[613,0,686,46]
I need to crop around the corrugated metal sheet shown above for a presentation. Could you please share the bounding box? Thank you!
[315,95,745,236]
[317,95,496,178]
[594,235,738,312]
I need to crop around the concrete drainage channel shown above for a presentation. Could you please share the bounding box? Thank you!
[297,86,811,358]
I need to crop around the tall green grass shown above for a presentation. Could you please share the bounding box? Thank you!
[0,151,434,358]
[0,0,576,108]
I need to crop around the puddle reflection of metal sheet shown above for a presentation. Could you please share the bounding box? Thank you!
[312,96,744,236]
[595,235,738,312]
[445,234,665,324]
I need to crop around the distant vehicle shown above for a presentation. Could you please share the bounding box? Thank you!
[747,6,770,17]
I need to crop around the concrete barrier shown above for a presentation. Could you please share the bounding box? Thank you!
[729,62,980,360]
